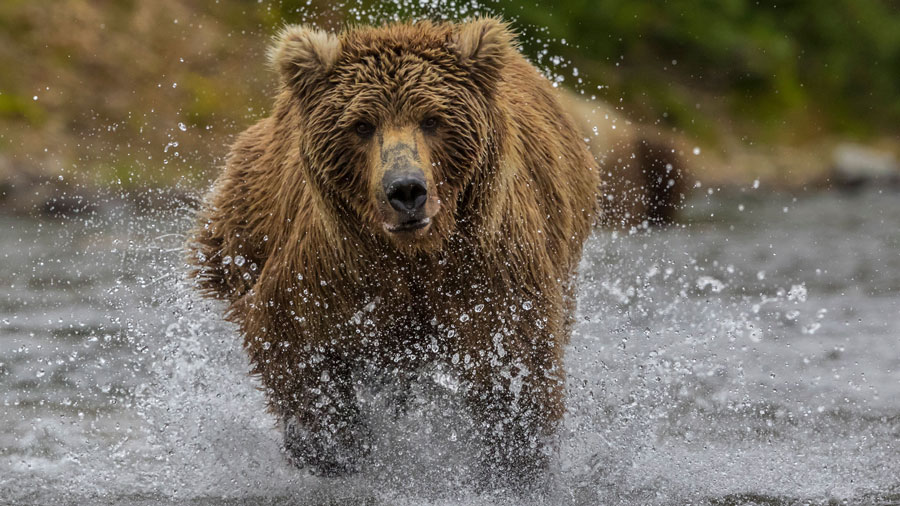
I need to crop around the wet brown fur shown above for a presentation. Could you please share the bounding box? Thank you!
[561,93,688,228]
[187,18,599,479]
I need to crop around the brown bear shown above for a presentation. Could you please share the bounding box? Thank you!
[187,18,599,484]
[561,93,687,228]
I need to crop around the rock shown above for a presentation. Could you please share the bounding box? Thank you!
[831,143,900,188]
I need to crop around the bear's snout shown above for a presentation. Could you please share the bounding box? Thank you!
[384,173,428,215]
[381,169,433,234]
[376,131,441,238]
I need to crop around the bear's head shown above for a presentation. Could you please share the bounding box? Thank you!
[268,18,515,252]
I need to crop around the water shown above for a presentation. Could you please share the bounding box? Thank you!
[1,188,898,505]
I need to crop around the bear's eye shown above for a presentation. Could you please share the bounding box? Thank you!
[354,121,376,138]
[420,117,439,132]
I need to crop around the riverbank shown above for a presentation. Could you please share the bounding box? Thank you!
[0,155,199,217]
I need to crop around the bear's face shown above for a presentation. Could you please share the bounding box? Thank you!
[270,19,514,252]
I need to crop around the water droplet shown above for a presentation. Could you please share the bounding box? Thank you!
[474,304,484,313]
[459,313,470,323]
[522,301,533,311]
[233,255,246,267]
[178,122,187,131]
[788,284,808,302]
[692,147,701,155]
[696,276,725,293]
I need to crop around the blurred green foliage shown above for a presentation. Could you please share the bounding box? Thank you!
[0,93,46,125]
[505,0,900,140]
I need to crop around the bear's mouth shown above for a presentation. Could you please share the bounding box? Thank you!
[383,217,431,233]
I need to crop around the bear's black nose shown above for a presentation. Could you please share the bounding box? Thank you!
[386,176,427,214]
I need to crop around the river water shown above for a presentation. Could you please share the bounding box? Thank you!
[1,187,898,505]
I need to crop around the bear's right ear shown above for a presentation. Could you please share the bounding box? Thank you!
[268,25,341,93]
[450,18,515,93]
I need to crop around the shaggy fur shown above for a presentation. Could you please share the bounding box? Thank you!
[188,18,599,483]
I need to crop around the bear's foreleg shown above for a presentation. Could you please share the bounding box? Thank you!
[461,330,566,487]
[276,356,371,477]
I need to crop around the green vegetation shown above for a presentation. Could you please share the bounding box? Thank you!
[0,0,897,189]
[505,0,900,141]
[0,93,46,125]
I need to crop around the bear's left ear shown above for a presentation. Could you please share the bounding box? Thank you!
[450,18,516,92]
[268,25,341,95]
